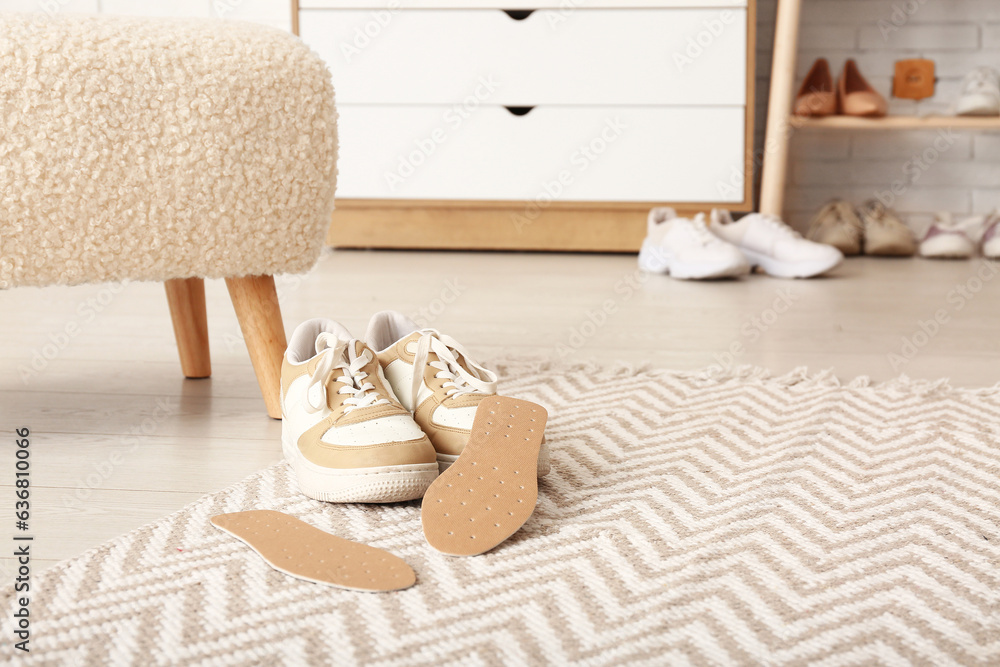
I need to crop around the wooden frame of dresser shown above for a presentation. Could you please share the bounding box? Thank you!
[292,0,757,252]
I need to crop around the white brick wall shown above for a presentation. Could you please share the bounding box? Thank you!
[12,0,293,32]
[756,0,1000,234]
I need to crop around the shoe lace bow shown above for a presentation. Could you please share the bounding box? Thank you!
[410,329,498,405]
[689,213,717,245]
[758,213,802,239]
[305,332,390,414]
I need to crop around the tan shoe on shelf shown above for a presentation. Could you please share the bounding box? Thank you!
[807,200,863,255]
[858,200,916,256]
[794,58,837,117]
[838,59,888,117]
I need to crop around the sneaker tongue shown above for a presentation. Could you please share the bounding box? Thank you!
[398,331,423,355]
[315,332,348,357]
[402,329,481,383]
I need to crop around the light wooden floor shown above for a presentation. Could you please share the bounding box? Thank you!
[2,251,998,575]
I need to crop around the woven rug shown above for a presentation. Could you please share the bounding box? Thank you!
[2,364,999,666]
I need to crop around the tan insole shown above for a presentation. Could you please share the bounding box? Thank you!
[421,396,548,556]
[211,510,415,592]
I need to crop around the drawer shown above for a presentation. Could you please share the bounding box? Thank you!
[335,105,745,202]
[301,0,746,8]
[300,9,746,106]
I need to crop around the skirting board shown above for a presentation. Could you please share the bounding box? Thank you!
[326,202,754,252]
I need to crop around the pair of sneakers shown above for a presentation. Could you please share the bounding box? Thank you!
[919,211,1000,259]
[280,311,550,504]
[638,208,843,280]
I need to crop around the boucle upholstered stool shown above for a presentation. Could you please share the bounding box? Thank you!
[0,13,338,418]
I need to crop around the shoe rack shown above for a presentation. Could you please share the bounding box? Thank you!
[759,0,1000,218]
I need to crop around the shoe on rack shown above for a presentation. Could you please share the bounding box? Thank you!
[838,59,888,117]
[956,67,1000,117]
[919,214,976,259]
[281,318,440,503]
[365,311,551,476]
[979,211,1000,259]
[638,207,750,279]
[794,58,837,117]
[857,200,916,256]
[806,200,863,256]
[710,210,843,279]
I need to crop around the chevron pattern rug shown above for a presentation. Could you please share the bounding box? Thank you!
[3,364,999,666]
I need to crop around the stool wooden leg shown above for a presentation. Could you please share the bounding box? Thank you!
[225,274,286,419]
[164,277,211,379]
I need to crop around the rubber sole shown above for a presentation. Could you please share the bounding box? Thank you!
[281,430,439,503]
[741,247,842,279]
[422,397,547,556]
[638,244,749,280]
[956,94,1000,117]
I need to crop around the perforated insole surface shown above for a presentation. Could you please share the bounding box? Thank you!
[421,396,548,556]
[211,510,415,592]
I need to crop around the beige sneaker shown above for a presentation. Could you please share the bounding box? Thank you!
[807,200,863,256]
[858,200,916,256]
[365,311,551,476]
[281,319,439,503]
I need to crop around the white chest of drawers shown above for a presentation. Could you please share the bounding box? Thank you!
[294,0,755,251]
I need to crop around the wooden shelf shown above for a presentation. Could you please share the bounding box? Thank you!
[792,115,1000,130]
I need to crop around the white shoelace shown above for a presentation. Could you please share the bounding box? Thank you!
[410,329,498,405]
[757,213,802,239]
[688,213,718,246]
[305,333,390,414]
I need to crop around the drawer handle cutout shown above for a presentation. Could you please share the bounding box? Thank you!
[504,106,535,116]
[502,10,536,20]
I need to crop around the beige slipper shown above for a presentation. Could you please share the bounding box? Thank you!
[807,200,863,256]
[858,200,916,256]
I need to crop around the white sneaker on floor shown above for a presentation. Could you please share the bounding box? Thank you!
[638,208,749,279]
[365,311,551,476]
[709,210,843,278]
[919,214,977,259]
[281,318,439,503]
[956,67,1000,117]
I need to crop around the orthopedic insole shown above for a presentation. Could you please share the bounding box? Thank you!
[421,396,548,556]
[211,510,415,592]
